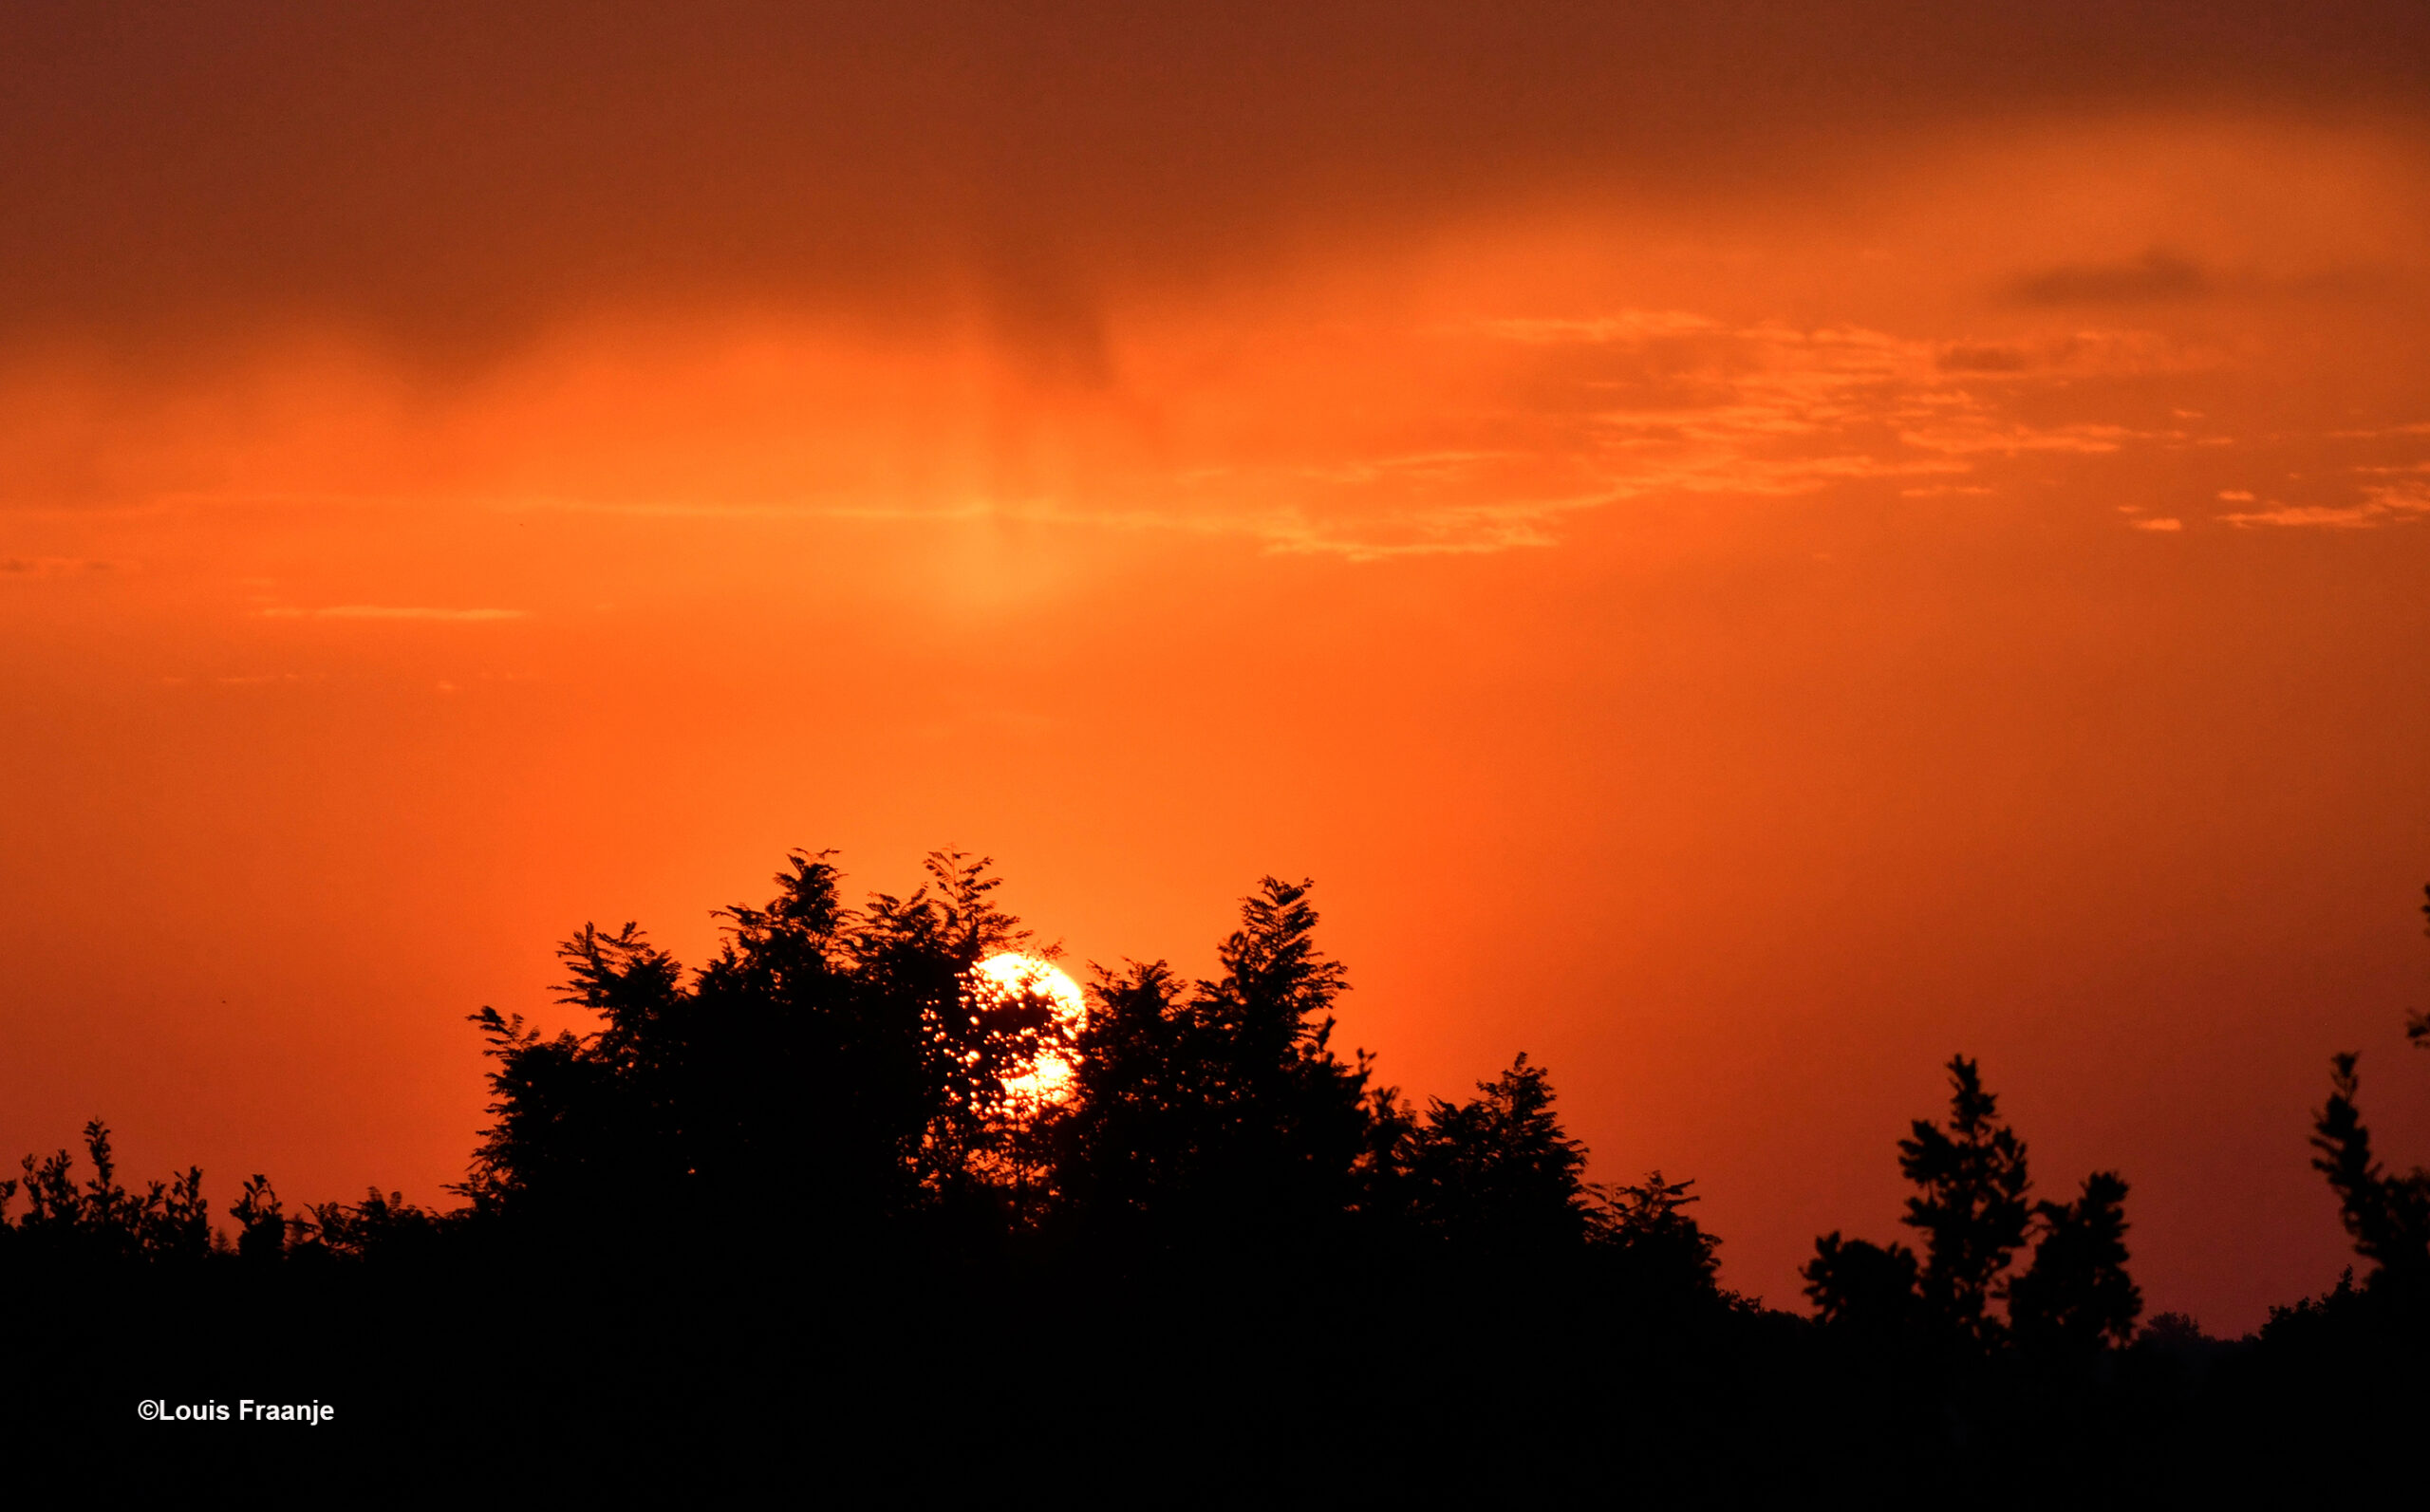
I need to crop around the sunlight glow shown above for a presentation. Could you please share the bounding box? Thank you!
[974,952,1088,1106]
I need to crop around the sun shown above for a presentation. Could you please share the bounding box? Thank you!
[973,952,1088,1105]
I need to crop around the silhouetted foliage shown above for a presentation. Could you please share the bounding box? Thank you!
[2309,1054,2430,1286]
[1804,1232,1925,1337]
[1598,1169,1725,1298]
[2011,1170,2141,1355]
[1899,1054,2034,1347]
[6,855,2424,1496]
[10,1120,210,1266]
[1804,1053,2146,1372]
[298,1189,446,1264]
[455,849,1073,1249]
[1039,878,1375,1256]
[2307,885,2430,1291]
[1398,1054,1598,1253]
[230,1174,285,1264]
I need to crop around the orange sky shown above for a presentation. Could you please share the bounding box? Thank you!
[5,5,2429,1331]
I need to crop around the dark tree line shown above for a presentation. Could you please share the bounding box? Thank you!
[438,852,1729,1295]
[1,852,2423,1492]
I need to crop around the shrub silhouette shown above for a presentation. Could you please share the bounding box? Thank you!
[9,1120,210,1266]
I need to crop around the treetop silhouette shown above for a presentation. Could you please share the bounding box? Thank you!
[2305,882,2430,1289]
[12,849,2429,1493]
[1805,1054,2139,1355]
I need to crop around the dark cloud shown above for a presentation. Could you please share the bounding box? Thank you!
[3,2,2425,364]
[2009,251,2213,306]
[1938,344,2033,372]
[0,556,122,576]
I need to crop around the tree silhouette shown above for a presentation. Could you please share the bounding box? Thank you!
[1898,1055,2033,1347]
[1598,1170,1725,1300]
[1397,1054,1599,1253]
[1041,877,1374,1254]
[851,849,1062,1207]
[1802,1055,2134,1358]
[2306,884,2430,1289]
[2309,1055,2430,1287]
[6,845,2425,1494]
[458,921,691,1235]
[2009,1170,2140,1354]
[1186,875,1373,1242]
[0,847,2412,1495]
[455,849,1075,1247]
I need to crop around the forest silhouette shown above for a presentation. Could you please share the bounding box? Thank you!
[4,851,2424,1495]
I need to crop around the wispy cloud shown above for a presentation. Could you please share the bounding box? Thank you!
[1264,308,2211,555]
[256,605,528,621]
[2220,483,2430,530]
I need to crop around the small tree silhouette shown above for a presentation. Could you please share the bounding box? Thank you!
[2306,884,2430,1289]
[1898,1055,2033,1347]
[1804,1055,2119,1353]
[2310,1055,2430,1286]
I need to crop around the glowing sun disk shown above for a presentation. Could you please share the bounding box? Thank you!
[974,952,1087,1104]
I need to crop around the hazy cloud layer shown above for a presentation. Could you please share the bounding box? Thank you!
[4,3,2427,366]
